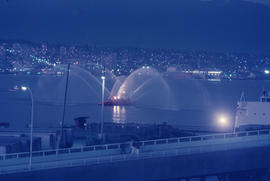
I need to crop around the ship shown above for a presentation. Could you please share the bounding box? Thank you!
[98,96,132,106]
[235,91,270,131]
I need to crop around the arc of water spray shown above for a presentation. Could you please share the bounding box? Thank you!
[71,65,110,95]
[70,74,104,102]
[115,67,175,109]
[132,77,156,95]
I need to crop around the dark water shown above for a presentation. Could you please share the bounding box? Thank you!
[0,74,269,131]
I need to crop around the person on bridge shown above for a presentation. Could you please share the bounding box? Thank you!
[120,143,130,154]
[131,141,140,155]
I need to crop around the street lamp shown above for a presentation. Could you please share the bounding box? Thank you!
[21,86,34,170]
[218,116,228,126]
[100,76,105,141]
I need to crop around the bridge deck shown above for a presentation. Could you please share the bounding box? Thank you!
[1,129,270,176]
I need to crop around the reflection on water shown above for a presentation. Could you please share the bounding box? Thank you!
[112,106,126,123]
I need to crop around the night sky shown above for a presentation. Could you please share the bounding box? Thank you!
[0,0,270,53]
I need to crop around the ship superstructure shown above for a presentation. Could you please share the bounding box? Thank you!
[235,91,270,130]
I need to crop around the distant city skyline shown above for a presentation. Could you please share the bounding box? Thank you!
[0,0,270,53]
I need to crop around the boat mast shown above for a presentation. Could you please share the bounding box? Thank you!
[240,91,245,102]
[60,63,71,148]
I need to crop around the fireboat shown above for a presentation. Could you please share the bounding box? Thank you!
[98,96,132,106]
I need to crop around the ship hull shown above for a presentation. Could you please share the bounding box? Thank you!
[98,99,132,106]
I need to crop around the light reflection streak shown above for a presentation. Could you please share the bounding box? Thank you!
[112,106,126,123]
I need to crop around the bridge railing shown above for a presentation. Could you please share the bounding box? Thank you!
[0,150,179,175]
[2,128,270,176]
[0,129,269,161]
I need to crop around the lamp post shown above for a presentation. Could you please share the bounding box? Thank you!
[100,76,105,141]
[21,86,34,170]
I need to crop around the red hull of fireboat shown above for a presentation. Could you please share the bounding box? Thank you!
[98,98,132,106]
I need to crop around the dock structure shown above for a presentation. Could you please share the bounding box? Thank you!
[0,129,270,180]
[0,128,58,153]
